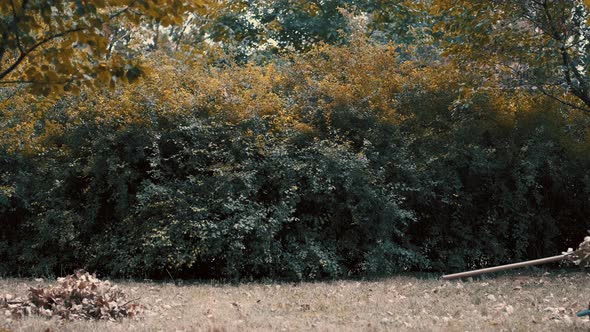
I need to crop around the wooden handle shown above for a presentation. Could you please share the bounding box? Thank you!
[441,254,571,280]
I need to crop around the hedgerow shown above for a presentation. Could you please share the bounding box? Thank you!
[1,37,589,279]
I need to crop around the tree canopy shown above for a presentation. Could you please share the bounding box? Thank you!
[2,0,590,280]
[0,0,209,95]
[432,0,590,113]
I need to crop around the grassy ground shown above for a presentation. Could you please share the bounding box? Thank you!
[1,272,589,331]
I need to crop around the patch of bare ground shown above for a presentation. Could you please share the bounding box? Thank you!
[1,273,590,331]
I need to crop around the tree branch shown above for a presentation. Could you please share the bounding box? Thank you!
[538,84,590,113]
[559,45,590,108]
[0,27,8,65]
[0,27,86,81]
[106,28,131,59]
[0,78,77,85]
[538,0,590,110]
[9,0,25,54]
[175,16,194,51]
[108,0,139,20]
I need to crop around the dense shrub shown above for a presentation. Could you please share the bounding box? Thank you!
[1,38,590,279]
[404,97,590,272]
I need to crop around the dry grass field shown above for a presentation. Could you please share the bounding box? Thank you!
[1,272,590,331]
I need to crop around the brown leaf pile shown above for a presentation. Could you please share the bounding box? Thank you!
[1,270,143,321]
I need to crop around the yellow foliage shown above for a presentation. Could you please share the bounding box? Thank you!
[4,33,584,154]
[0,0,211,96]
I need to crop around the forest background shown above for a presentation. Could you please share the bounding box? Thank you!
[1,0,590,280]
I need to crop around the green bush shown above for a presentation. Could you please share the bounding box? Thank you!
[87,116,424,279]
[405,103,590,272]
[2,40,590,280]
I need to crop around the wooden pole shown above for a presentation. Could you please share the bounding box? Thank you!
[441,253,572,281]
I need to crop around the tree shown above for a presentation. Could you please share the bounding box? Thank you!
[432,0,590,113]
[0,0,209,96]
[200,0,432,62]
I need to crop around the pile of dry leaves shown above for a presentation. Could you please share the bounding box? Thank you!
[1,270,142,321]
